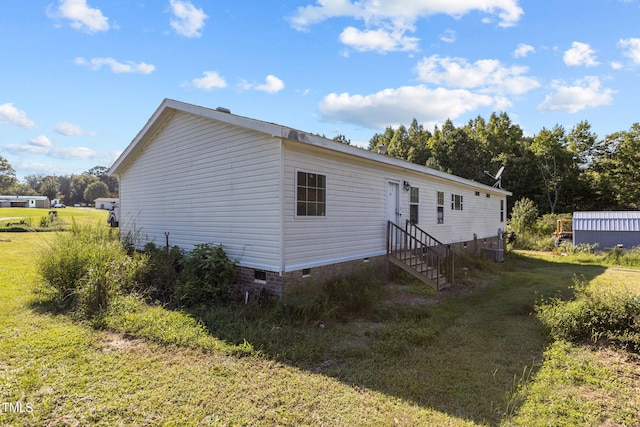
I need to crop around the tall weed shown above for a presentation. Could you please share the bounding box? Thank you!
[37,223,146,317]
[136,242,183,302]
[536,277,640,351]
[281,268,383,321]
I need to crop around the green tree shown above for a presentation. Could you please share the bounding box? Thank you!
[565,121,602,211]
[0,155,17,193]
[39,176,61,201]
[5,182,37,196]
[368,126,395,152]
[509,198,539,235]
[530,126,573,214]
[406,118,431,165]
[605,123,640,208]
[429,119,483,180]
[85,165,118,195]
[68,174,99,205]
[84,181,110,203]
[332,134,351,145]
[23,174,44,193]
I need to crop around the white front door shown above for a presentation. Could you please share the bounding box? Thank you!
[386,181,401,225]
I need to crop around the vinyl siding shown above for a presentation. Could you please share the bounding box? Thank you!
[283,142,387,271]
[405,179,505,244]
[282,141,507,271]
[119,111,282,271]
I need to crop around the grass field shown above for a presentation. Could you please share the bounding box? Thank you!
[0,207,108,231]
[1,223,639,426]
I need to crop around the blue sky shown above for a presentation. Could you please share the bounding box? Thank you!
[1,0,639,180]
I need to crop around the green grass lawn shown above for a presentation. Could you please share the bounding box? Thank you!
[1,234,639,426]
[0,207,108,231]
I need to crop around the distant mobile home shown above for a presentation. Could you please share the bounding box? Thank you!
[0,195,50,208]
[108,99,511,296]
[94,198,119,210]
[573,211,640,249]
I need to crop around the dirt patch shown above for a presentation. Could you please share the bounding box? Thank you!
[383,277,495,306]
[97,331,146,353]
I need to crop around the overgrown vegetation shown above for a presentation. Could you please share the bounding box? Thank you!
[280,268,384,321]
[37,226,240,320]
[173,243,237,306]
[536,277,640,352]
[18,221,640,425]
[36,223,145,318]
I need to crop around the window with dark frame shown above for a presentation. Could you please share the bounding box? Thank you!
[296,171,326,217]
[437,191,444,224]
[500,199,505,222]
[409,187,419,224]
[451,194,463,211]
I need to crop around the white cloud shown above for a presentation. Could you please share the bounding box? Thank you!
[619,37,640,64]
[563,42,599,67]
[169,0,208,38]
[256,75,285,93]
[514,43,535,58]
[189,71,227,90]
[439,29,456,44]
[289,0,522,54]
[414,55,539,95]
[537,76,615,113]
[318,85,504,129]
[29,135,52,147]
[610,61,624,70]
[55,121,96,136]
[48,0,110,34]
[241,75,285,94]
[4,142,118,162]
[339,26,419,52]
[289,0,524,31]
[75,57,155,74]
[0,103,36,128]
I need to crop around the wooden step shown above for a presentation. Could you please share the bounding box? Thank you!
[388,255,450,291]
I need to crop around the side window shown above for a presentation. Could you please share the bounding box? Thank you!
[451,194,463,211]
[500,199,505,222]
[296,171,326,217]
[409,187,419,224]
[437,191,444,224]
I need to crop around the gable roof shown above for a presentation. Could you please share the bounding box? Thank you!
[109,98,511,196]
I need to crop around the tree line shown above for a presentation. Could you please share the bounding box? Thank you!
[364,113,640,214]
[2,111,639,213]
[0,160,118,206]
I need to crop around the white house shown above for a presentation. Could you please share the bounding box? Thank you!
[0,195,50,208]
[94,197,119,210]
[108,99,511,296]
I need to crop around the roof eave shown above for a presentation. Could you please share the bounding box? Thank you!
[109,98,513,196]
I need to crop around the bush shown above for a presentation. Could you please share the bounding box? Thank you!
[173,243,236,307]
[509,198,539,235]
[37,224,147,318]
[136,242,184,302]
[536,277,640,352]
[39,216,50,228]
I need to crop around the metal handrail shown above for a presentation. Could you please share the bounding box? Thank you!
[386,221,455,289]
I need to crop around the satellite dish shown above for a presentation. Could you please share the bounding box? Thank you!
[484,166,505,189]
